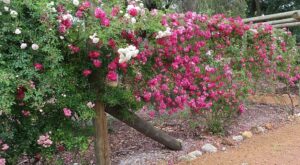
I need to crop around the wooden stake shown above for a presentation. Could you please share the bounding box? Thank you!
[94,101,110,165]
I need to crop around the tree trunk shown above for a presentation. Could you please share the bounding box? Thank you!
[94,102,110,165]
[182,0,198,12]
[105,106,182,150]
[254,0,262,16]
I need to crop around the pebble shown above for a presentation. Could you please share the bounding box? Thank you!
[178,150,202,161]
[265,123,273,130]
[232,135,244,142]
[201,143,217,153]
[242,131,253,139]
[187,150,203,157]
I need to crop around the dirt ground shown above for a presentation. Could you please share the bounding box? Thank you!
[180,119,300,165]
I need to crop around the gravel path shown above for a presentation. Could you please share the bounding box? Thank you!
[180,119,300,165]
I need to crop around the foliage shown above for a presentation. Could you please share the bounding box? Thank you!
[0,0,299,164]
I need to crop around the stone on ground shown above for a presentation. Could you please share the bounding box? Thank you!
[201,143,217,153]
[242,131,253,139]
[221,138,235,146]
[178,150,203,161]
[232,135,244,142]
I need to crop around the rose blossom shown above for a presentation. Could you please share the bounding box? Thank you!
[34,63,43,71]
[82,69,92,77]
[63,108,72,117]
[1,144,9,151]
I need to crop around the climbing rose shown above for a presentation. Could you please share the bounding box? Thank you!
[63,108,72,117]
[128,8,138,17]
[82,69,92,77]
[37,134,53,148]
[106,71,118,81]
[93,59,102,68]
[1,144,9,151]
[0,158,5,165]
[22,110,30,117]
[34,63,43,71]
[88,51,100,59]
[94,7,106,19]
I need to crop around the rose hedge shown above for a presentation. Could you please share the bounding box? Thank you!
[0,0,299,164]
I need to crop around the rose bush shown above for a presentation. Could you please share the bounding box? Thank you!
[0,0,299,164]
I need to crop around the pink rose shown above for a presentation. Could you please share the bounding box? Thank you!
[34,63,43,71]
[88,51,100,59]
[0,158,6,165]
[94,7,106,19]
[106,71,118,81]
[128,8,138,17]
[82,69,92,77]
[1,144,9,151]
[63,108,72,117]
[93,59,102,68]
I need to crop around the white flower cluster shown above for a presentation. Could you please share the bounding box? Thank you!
[46,1,56,12]
[123,0,145,24]
[118,45,139,63]
[2,0,10,4]
[156,27,172,39]
[2,3,18,18]
[72,0,79,6]
[89,33,100,44]
[87,102,95,109]
[14,28,21,34]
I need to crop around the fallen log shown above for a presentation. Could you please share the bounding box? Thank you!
[105,106,182,150]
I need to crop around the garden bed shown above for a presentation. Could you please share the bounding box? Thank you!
[52,94,300,165]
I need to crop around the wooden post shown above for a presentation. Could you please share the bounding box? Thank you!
[94,101,110,165]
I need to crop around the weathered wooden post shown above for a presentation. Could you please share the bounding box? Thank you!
[94,101,110,165]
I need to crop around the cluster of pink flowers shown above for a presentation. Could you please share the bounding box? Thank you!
[0,158,5,165]
[37,134,53,148]
[94,7,110,27]
[0,140,9,152]
[129,12,297,117]
[75,1,91,18]
[0,140,8,165]
[63,108,72,117]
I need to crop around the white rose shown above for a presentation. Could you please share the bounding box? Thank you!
[124,13,130,19]
[131,17,136,24]
[2,0,10,4]
[92,37,99,44]
[87,102,95,108]
[20,43,27,49]
[10,10,18,17]
[31,44,39,50]
[14,28,21,34]
[59,36,64,40]
[4,6,9,11]
[51,7,57,12]
[72,0,79,6]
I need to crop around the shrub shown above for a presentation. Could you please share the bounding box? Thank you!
[0,0,299,163]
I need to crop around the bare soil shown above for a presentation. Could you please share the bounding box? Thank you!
[179,119,300,165]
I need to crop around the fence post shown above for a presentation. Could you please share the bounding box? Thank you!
[94,101,110,165]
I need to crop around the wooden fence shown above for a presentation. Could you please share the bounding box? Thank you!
[243,10,300,28]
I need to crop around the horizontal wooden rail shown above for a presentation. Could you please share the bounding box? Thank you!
[243,10,300,23]
[272,22,300,28]
[266,18,298,25]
